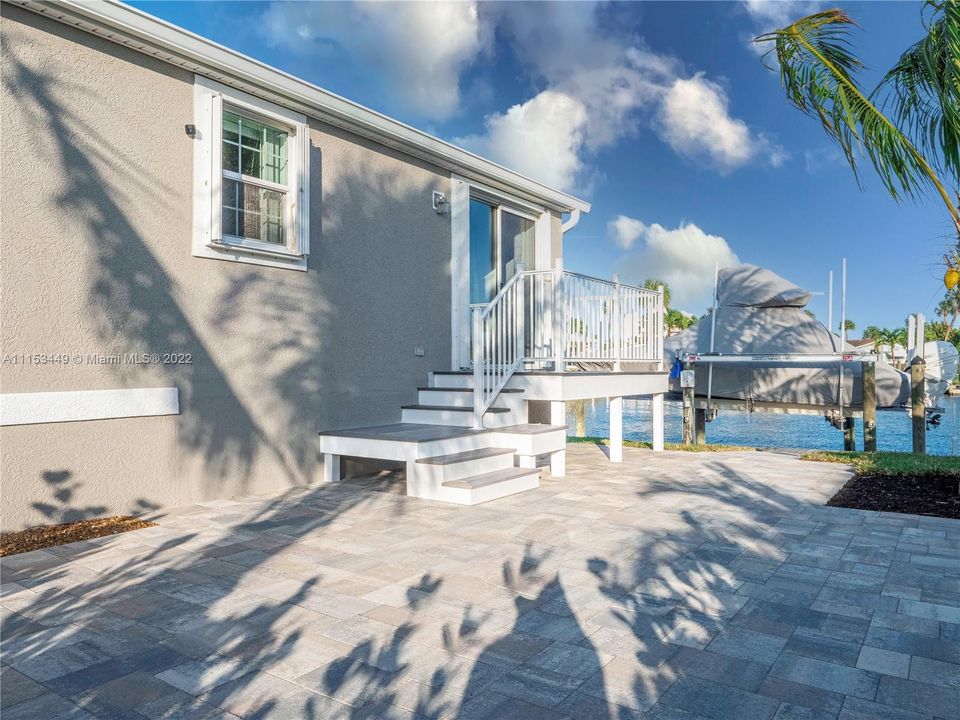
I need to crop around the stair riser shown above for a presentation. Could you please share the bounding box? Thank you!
[430,373,474,389]
[417,389,525,412]
[440,473,540,505]
[321,433,494,461]
[415,454,515,483]
[401,407,516,428]
[490,429,567,456]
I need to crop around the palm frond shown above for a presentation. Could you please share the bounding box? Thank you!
[755,9,959,234]
[873,0,960,184]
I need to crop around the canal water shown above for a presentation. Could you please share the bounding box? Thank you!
[567,395,960,456]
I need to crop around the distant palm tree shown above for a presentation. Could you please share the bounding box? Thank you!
[862,325,884,342]
[936,288,960,338]
[755,3,960,279]
[642,279,670,309]
[841,319,856,332]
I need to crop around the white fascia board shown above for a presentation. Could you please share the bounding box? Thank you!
[16,0,591,215]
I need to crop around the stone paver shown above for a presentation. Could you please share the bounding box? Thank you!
[1,444,958,719]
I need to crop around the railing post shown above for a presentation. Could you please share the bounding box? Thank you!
[516,264,525,366]
[613,274,622,372]
[553,258,564,372]
[657,286,665,369]
[472,306,484,429]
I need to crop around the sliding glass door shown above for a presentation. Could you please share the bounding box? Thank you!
[468,198,536,304]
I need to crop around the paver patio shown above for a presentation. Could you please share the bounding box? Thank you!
[2,444,959,719]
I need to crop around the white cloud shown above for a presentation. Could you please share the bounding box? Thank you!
[608,215,648,250]
[656,74,787,172]
[260,1,487,119]
[455,91,589,191]
[742,0,819,27]
[614,218,740,311]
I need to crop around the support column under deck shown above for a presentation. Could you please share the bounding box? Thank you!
[322,453,340,484]
[549,400,566,477]
[609,396,623,462]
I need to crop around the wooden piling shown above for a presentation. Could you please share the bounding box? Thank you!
[910,356,926,455]
[843,417,856,451]
[862,361,877,452]
[682,362,694,446]
[694,409,707,446]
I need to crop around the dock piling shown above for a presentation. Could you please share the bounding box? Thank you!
[862,362,877,452]
[682,361,694,446]
[910,357,926,455]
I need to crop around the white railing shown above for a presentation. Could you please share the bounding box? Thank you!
[471,264,663,427]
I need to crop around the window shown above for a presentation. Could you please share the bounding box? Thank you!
[192,77,310,270]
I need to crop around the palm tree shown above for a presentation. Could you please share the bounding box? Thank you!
[755,3,960,280]
[841,319,856,333]
[936,288,960,337]
[642,279,670,309]
[862,325,884,342]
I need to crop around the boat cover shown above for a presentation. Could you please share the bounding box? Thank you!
[664,265,911,408]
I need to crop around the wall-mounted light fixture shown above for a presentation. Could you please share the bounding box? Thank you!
[432,191,448,215]
[184,124,197,139]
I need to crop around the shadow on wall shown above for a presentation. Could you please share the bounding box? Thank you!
[5,28,452,526]
[31,470,160,524]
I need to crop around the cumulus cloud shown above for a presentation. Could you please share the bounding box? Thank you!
[455,91,589,191]
[742,0,819,27]
[613,218,740,311]
[259,1,487,119]
[608,215,648,250]
[656,74,787,171]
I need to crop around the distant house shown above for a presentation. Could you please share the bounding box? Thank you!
[1,0,668,529]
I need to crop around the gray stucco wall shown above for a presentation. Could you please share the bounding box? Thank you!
[0,6,452,531]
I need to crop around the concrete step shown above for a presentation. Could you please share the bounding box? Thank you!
[429,372,475,389]
[439,467,540,505]
[415,447,516,483]
[319,423,493,461]
[417,386,524,410]
[490,424,567,456]
[401,404,515,428]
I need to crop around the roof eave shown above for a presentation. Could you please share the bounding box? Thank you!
[14,0,591,215]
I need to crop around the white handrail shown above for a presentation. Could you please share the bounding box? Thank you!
[471,269,663,428]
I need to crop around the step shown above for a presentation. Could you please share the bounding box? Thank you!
[439,467,540,505]
[319,423,493,461]
[490,424,567,456]
[430,372,475,389]
[401,404,516,428]
[418,386,525,409]
[414,447,516,483]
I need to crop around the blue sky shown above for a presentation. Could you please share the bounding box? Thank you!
[133,0,950,328]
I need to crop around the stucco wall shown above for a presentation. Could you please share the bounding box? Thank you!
[0,6,452,531]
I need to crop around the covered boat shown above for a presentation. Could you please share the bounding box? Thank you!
[663,264,911,409]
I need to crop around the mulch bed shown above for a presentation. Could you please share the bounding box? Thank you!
[827,474,960,519]
[0,516,156,557]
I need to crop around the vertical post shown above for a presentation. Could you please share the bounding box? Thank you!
[840,257,847,345]
[657,286,665,369]
[706,262,719,411]
[843,417,856,451]
[862,361,877,452]
[609,396,623,462]
[472,306,484,429]
[911,356,926,455]
[827,270,833,346]
[553,258,564,372]
[682,361,695,446]
[694,409,706,446]
[651,393,665,452]
[322,453,340,484]
[549,400,566,477]
[907,314,918,361]
[613,274,622,372]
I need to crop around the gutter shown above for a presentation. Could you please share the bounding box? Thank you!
[13,0,591,215]
[561,209,582,234]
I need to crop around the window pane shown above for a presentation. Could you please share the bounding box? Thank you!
[222,141,239,173]
[500,211,534,281]
[469,199,496,304]
[222,177,285,245]
[223,110,288,184]
[223,112,240,144]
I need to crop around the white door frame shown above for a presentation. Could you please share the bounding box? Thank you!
[449,175,550,370]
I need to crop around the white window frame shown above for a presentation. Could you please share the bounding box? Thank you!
[192,76,310,271]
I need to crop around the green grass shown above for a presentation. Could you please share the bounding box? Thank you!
[567,436,758,453]
[802,450,960,477]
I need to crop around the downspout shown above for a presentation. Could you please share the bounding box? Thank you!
[561,208,581,234]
